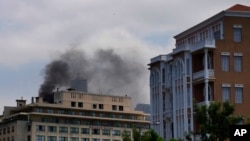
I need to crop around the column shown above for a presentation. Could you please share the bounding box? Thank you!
[204,49,209,105]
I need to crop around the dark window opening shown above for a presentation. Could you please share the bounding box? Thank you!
[78,102,83,107]
[119,106,123,111]
[71,102,76,107]
[99,104,104,109]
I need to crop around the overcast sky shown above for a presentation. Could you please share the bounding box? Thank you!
[1,0,250,114]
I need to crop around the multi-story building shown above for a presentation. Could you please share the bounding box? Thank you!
[0,90,149,141]
[149,4,250,140]
[135,104,151,121]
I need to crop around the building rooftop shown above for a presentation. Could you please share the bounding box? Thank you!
[227,4,250,12]
[174,4,250,40]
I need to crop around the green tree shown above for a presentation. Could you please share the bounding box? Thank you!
[168,138,183,141]
[122,129,132,141]
[141,129,165,141]
[132,128,140,141]
[133,128,165,141]
[194,101,242,141]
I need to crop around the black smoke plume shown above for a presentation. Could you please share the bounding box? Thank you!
[39,60,70,102]
[39,48,145,104]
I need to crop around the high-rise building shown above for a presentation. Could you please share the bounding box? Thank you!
[0,91,149,141]
[148,4,250,140]
[70,78,88,92]
[135,103,151,121]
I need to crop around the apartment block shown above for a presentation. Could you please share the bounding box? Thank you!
[0,91,149,141]
[148,4,250,140]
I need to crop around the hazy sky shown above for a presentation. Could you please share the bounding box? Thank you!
[1,0,250,114]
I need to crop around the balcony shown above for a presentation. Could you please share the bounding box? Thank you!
[193,69,214,80]
[197,101,214,106]
[173,44,190,54]
[191,39,215,53]
[150,55,172,64]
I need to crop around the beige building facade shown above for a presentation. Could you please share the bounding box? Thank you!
[0,91,150,141]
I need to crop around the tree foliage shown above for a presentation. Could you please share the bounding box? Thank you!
[122,129,132,141]
[194,101,242,141]
[132,128,165,141]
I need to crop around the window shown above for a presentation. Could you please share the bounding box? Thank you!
[41,118,49,122]
[221,54,230,71]
[47,136,57,141]
[11,126,14,132]
[70,127,79,134]
[59,137,68,141]
[118,98,123,102]
[234,55,242,72]
[114,122,121,127]
[102,129,110,135]
[36,125,45,132]
[90,112,96,117]
[58,110,64,114]
[48,109,53,113]
[214,30,221,40]
[81,128,89,134]
[186,58,190,75]
[78,102,83,107]
[81,138,89,141]
[93,121,100,126]
[92,129,100,135]
[36,135,45,141]
[119,106,123,111]
[112,130,121,136]
[235,86,243,104]
[27,125,31,131]
[72,119,80,124]
[222,86,230,102]
[102,140,110,141]
[233,25,242,42]
[71,102,76,107]
[59,127,68,133]
[112,105,117,111]
[92,139,100,141]
[36,108,43,112]
[69,110,75,115]
[162,68,165,83]
[79,112,85,116]
[93,104,97,109]
[99,104,104,109]
[48,126,57,132]
[70,137,79,141]
[28,136,31,141]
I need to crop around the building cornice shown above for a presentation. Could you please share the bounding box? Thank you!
[174,10,250,40]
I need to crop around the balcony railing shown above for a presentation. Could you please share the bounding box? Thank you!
[193,69,214,80]
[173,44,190,54]
[197,101,214,106]
[191,39,215,52]
[150,55,172,64]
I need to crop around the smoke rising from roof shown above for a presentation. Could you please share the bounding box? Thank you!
[39,48,145,104]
